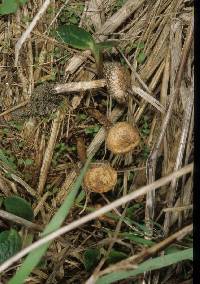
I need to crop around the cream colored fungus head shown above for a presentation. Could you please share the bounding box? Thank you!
[106,122,140,154]
[83,162,117,193]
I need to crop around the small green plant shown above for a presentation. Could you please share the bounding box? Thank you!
[113,0,127,12]
[0,149,17,172]
[59,3,84,25]
[0,0,27,15]
[125,41,146,64]
[17,158,34,167]
[140,116,150,136]
[52,143,76,166]
[83,248,101,271]
[106,249,128,265]
[136,42,146,64]
[76,113,88,122]
[4,196,34,221]
[84,124,101,135]
[56,25,118,76]
[0,229,22,264]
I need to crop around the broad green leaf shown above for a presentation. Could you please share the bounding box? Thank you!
[0,0,27,15]
[8,157,92,284]
[83,248,100,271]
[56,25,95,51]
[96,41,118,50]
[96,248,193,284]
[106,249,127,265]
[0,229,22,264]
[4,196,34,221]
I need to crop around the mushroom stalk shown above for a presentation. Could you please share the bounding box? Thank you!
[54,79,106,94]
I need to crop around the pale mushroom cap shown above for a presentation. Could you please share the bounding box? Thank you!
[103,62,131,104]
[83,163,117,193]
[106,122,140,154]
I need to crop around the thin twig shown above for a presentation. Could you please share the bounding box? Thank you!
[0,163,193,273]
[0,210,42,231]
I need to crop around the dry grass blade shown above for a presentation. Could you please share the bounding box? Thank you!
[37,110,64,195]
[15,0,52,65]
[145,17,194,236]
[131,86,166,113]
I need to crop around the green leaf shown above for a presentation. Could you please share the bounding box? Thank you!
[24,159,34,166]
[137,52,146,64]
[96,248,193,284]
[83,248,100,271]
[8,157,92,284]
[75,190,86,205]
[121,233,155,247]
[0,0,27,15]
[85,124,100,134]
[56,25,95,51]
[96,41,118,50]
[0,229,22,264]
[106,250,127,265]
[4,196,34,221]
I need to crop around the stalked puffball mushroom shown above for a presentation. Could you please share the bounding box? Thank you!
[83,162,117,193]
[103,62,131,104]
[106,122,140,154]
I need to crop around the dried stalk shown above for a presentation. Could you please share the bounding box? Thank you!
[131,86,166,113]
[53,79,106,94]
[37,110,64,195]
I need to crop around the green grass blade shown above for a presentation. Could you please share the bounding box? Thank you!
[96,248,193,284]
[8,157,91,284]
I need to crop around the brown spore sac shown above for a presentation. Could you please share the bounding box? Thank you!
[83,162,117,193]
[103,62,131,104]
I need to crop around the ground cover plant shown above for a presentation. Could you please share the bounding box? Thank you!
[0,0,193,283]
